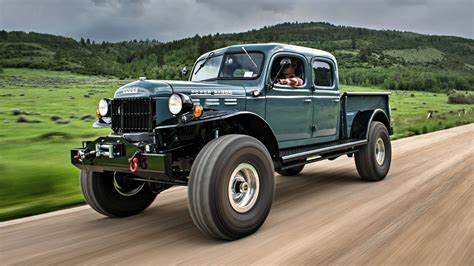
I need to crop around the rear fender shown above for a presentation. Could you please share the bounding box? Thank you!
[350,109,391,140]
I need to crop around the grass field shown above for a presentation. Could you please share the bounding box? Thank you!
[0,68,473,221]
[0,68,122,220]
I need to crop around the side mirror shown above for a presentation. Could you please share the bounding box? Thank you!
[280,58,292,67]
[181,66,189,77]
[270,58,293,89]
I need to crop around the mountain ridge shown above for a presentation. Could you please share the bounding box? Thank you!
[1,22,473,91]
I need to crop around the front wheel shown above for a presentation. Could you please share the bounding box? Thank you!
[355,121,392,181]
[80,171,157,217]
[188,135,275,240]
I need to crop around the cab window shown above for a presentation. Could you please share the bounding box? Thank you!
[270,56,305,87]
[312,60,333,87]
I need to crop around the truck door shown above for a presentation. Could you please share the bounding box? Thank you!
[265,54,313,144]
[311,58,340,141]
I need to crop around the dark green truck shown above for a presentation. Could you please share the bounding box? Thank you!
[71,43,392,240]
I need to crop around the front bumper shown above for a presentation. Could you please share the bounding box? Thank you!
[71,136,169,179]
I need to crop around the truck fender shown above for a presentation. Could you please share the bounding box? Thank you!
[156,111,279,159]
[350,109,391,140]
[213,112,280,159]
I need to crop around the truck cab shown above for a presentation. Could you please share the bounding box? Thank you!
[72,43,392,240]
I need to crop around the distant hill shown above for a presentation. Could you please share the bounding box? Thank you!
[0,22,473,91]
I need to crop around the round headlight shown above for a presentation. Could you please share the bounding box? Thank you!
[168,94,183,115]
[98,98,109,117]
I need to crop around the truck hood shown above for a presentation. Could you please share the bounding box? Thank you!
[114,80,246,98]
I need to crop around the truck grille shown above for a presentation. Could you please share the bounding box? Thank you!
[111,98,155,134]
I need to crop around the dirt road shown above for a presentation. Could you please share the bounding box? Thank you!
[1,124,473,265]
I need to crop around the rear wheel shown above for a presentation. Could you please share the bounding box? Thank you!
[277,164,305,176]
[188,134,275,240]
[355,121,392,181]
[80,171,157,217]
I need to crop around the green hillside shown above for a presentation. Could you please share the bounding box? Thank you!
[0,22,473,91]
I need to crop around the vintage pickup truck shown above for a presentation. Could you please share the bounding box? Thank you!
[71,43,392,240]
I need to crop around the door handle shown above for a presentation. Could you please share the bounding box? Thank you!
[332,99,340,103]
[303,99,312,103]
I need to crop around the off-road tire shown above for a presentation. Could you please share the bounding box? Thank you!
[188,134,275,240]
[80,170,157,217]
[355,121,392,181]
[277,164,305,176]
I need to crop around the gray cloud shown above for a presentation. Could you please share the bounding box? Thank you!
[384,0,428,6]
[91,0,150,7]
[196,0,292,14]
[0,0,472,42]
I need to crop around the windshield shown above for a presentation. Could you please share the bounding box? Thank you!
[191,52,264,81]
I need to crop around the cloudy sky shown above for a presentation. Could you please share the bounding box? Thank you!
[0,0,472,42]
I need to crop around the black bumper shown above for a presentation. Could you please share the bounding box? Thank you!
[71,136,169,179]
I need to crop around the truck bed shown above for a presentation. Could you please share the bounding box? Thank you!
[341,92,391,138]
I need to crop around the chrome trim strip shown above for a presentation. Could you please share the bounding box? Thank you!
[246,95,342,99]
[314,89,339,95]
[272,88,308,92]
[344,92,391,96]
[267,95,341,99]
[266,95,309,99]
[205,98,220,106]
[312,96,339,99]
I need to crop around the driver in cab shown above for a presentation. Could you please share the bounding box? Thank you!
[276,59,303,87]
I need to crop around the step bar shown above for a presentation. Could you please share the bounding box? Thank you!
[280,149,356,170]
[281,139,367,161]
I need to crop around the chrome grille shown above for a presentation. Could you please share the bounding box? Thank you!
[111,98,155,134]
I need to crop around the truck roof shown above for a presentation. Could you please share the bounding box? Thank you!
[199,43,336,62]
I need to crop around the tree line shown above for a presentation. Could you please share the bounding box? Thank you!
[0,22,473,91]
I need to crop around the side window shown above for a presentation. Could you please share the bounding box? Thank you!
[270,56,305,87]
[312,60,333,87]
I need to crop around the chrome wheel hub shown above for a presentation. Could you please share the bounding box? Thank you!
[113,173,145,196]
[375,138,386,166]
[228,163,260,213]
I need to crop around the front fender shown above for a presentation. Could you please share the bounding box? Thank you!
[155,110,280,159]
[155,110,240,129]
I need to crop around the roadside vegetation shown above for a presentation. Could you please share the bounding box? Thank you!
[447,90,474,104]
[0,68,473,221]
[0,69,121,220]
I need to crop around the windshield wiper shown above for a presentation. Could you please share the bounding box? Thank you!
[194,52,215,75]
[241,47,258,69]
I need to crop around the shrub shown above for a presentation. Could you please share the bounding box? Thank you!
[448,91,474,104]
[16,115,41,123]
[80,114,94,121]
[55,119,70,124]
[50,114,62,121]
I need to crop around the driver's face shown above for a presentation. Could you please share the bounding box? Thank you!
[283,64,297,76]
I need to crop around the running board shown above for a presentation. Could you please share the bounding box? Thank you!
[281,139,367,161]
[281,149,356,170]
